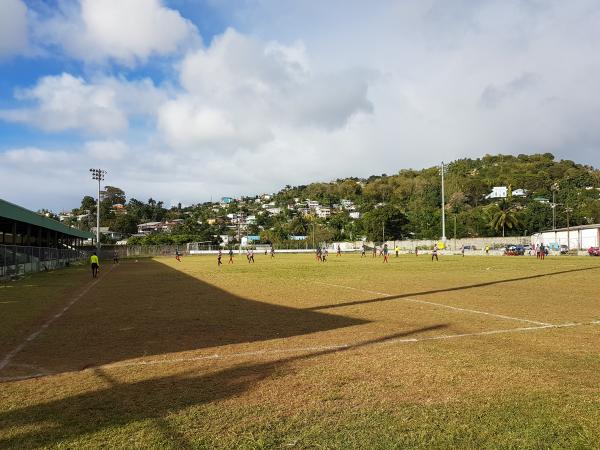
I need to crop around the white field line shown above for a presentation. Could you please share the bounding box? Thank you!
[93,320,600,370]
[315,281,552,326]
[0,265,115,372]
[2,321,598,382]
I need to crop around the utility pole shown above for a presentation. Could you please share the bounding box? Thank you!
[89,168,106,253]
[565,207,573,250]
[551,183,559,230]
[453,215,457,251]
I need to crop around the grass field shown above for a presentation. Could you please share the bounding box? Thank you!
[1,253,599,449]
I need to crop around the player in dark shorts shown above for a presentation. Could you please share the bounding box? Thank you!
[316,247,322,262]
[217,249,222,266]
[431,244,438,261]
[90,252,100,278]
[539,243,545,260]
[382,244,389,263]
[113,250,119,264]
[248,249,255,263]
[271,245,275,258]
[228,248,234,264]
[361,244,366,258]
[372,246,377,258]
[415,247,418,257]
[322,248,328,262]
[175,249,181,262]
[336,245,341,256]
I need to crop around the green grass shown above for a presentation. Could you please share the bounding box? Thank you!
[1,253,599,448]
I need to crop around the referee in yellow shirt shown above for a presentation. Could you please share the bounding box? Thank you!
[90,252,100,278]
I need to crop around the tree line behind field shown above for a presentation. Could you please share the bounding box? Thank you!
[56,153,600,245]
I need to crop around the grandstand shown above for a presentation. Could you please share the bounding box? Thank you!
[0,198,93,278]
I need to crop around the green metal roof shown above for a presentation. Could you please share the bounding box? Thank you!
[0,198,93,239]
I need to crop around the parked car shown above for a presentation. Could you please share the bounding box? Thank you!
[462,245,476,251]
[504,245,525,256]
[559,245,569,255]
[588,247,600,256]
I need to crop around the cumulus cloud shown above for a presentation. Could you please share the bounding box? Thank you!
[0,73,166,135]
[36,0,199,65]
[3,1,600,211]
[0,0,28,58]
[159,29,373,151]
[85,140,130,161]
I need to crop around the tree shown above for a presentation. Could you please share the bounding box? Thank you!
[113,214,139,235]
[79,196,96,213]
[486,200,520,237]
[360,205,408,241]
[103,186,126,205]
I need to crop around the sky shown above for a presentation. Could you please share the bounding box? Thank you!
[1,0,599,212]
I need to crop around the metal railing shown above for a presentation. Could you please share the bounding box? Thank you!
[0,245,88,279]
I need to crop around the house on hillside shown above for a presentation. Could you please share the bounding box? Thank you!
[484,186,527,199]
[137,222,162,234]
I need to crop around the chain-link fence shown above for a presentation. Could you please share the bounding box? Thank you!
[0,245,88,279]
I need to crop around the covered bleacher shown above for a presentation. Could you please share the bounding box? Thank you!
[0,198,93,279]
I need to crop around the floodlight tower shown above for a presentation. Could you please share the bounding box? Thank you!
[89,168,107,252]
[440,161,447,242]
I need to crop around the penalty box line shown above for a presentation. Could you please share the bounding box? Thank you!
[0,265,116,372]
[2,321,598,381]
[315,281,552,326]
[94,320,600,371]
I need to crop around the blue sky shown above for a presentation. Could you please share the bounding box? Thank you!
[1,0,600,211]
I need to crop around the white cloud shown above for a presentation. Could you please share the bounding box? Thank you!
[0,0,28,58]
[85,140,129,161]
[37,0,199,65]
[159,29,373,151]
[0,73,166,135]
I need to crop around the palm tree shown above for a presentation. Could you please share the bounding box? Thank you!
[486,199,519,237]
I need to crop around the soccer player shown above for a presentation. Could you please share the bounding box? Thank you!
[316,247,322,262]
[361,244,366,258]
[113,250,119,264]
[90,252,99,278]
[322,248,328,262]
[415,247,418,257]
[395,246,400,257]
[217,249,223,266]
[249,249,255,263]
[271,245,275,258]
[383,243,389,263]
[175,248,181,262]
[228,248,234,264]
[431,243,439,262]
[372,246,377,258]
[461,245,465,257]
[336,244,341,257]
[539,243,545,260]
[485,245,490,256]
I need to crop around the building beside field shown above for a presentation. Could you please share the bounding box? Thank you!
[531,224,600,250]
[1,198,93,278]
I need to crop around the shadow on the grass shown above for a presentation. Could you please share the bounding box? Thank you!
[2,259,370,376]
[0,323,447,448]
[308,265,600,311]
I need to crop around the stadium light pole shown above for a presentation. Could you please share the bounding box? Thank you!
[440,161,447,242]
[89,168,106,253]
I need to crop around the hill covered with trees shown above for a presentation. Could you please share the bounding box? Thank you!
[59,153,600,245]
